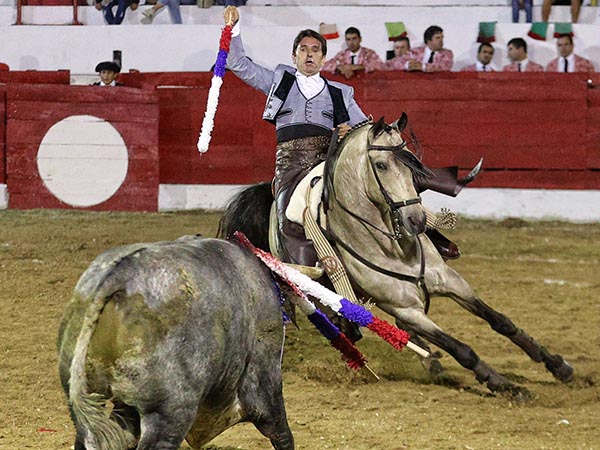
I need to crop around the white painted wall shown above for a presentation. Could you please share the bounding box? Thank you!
[1,4,599,73]
[156,184,600,222]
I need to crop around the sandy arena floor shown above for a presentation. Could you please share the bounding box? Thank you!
[0,210,598,450]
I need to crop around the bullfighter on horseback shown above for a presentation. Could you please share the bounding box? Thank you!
[223,6,470,266]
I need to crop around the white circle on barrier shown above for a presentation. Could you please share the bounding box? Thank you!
[37,115,129,207]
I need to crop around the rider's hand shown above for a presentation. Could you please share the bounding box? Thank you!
[336,123,352,140]
[224,6,239,26]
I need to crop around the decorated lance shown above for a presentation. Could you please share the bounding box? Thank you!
[197,18,234,153]
[234,232,430,359]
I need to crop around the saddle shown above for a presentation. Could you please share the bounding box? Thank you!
[279,164,460,261]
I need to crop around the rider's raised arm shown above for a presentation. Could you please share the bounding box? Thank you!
[225,8,274,95]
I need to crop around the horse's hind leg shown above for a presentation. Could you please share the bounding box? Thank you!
[384,305,527,396]
[444,269,573,383]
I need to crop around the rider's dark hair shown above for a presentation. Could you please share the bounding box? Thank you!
[292,29,327,56]
[424,25,443,43]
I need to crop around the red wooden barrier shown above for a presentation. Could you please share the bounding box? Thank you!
[0,70,70,85]
[2,72,599,212]
[0,88,6,184]
[119,71,600,190]
[5,84,159,211]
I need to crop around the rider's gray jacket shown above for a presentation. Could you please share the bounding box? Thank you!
[227,33,367,141]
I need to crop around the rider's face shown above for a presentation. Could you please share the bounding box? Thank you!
[293,37,325,76]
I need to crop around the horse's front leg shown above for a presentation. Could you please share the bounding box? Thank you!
[381,304,528,397]
[441,267,574,383]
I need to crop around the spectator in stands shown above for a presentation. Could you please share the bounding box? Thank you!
[390,36,411,60]
[141,0,182,24]
[92,61,124,86]
[95,0,139,25]
[404,25,453,72]
[461,43,496,72]
[542,0,580,23]
[0,63,8,71]
[384,37,411,70]
[512,0,533,23]
[502,38,543,72]
[223,6,367,266]
[322,27,383,78]
[546,34,594,72]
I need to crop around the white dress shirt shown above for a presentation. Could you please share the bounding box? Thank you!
[295,71,325,99]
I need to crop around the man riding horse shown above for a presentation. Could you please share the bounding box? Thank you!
[223,6,471,266]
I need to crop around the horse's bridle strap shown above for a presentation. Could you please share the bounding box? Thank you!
[392,197,422,208]
[330,233,431,313]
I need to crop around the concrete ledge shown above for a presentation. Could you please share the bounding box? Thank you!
[421,188,600,222]
[159,183,246,211]
[158,184,600,222]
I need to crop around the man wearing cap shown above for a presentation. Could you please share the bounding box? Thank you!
[322,27,384,79]
[92,61,124,86]
[502,38,543,72]
[546,34,594,73]
[404,25,453,72]
[94,0,139,25]
[461,43,496,72]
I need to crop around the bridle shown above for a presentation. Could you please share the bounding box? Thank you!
[324,132,431,312]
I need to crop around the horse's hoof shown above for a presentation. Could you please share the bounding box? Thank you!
[486,377,532,401]
[421,353,444,377]
[503,384,533,402]
[547,358,574,383]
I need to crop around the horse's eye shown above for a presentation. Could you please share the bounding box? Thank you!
[375,162,387,171]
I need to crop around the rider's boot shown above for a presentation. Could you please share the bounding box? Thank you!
[426,228,460,260]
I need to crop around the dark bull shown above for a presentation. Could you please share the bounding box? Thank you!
[57,235,294,450]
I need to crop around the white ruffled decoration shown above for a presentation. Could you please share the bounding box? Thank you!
[197,76,224,153]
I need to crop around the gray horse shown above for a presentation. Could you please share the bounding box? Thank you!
[57,235,294,450]
[219,117,573,397]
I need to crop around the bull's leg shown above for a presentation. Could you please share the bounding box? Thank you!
[239,360,294,449]
[443,268,573,383]
[136,407,197,450]
[381,304,528,397]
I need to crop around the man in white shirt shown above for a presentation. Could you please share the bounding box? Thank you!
[224,6,367,266]
[502,37,543,72]
[546,34,594,73]
[461,43,497,72]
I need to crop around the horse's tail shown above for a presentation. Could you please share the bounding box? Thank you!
[218,182,273,251]
[69,266,134,450]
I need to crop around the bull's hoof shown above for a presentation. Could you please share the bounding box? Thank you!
[546,357,574,383]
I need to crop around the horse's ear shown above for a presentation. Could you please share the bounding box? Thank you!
[370,116,387,139]
[392,113,408,132]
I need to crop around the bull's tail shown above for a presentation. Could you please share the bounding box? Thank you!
[217,182,273,251]
[69,267,135,450]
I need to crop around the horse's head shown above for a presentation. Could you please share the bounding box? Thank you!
[328,115,430,238]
